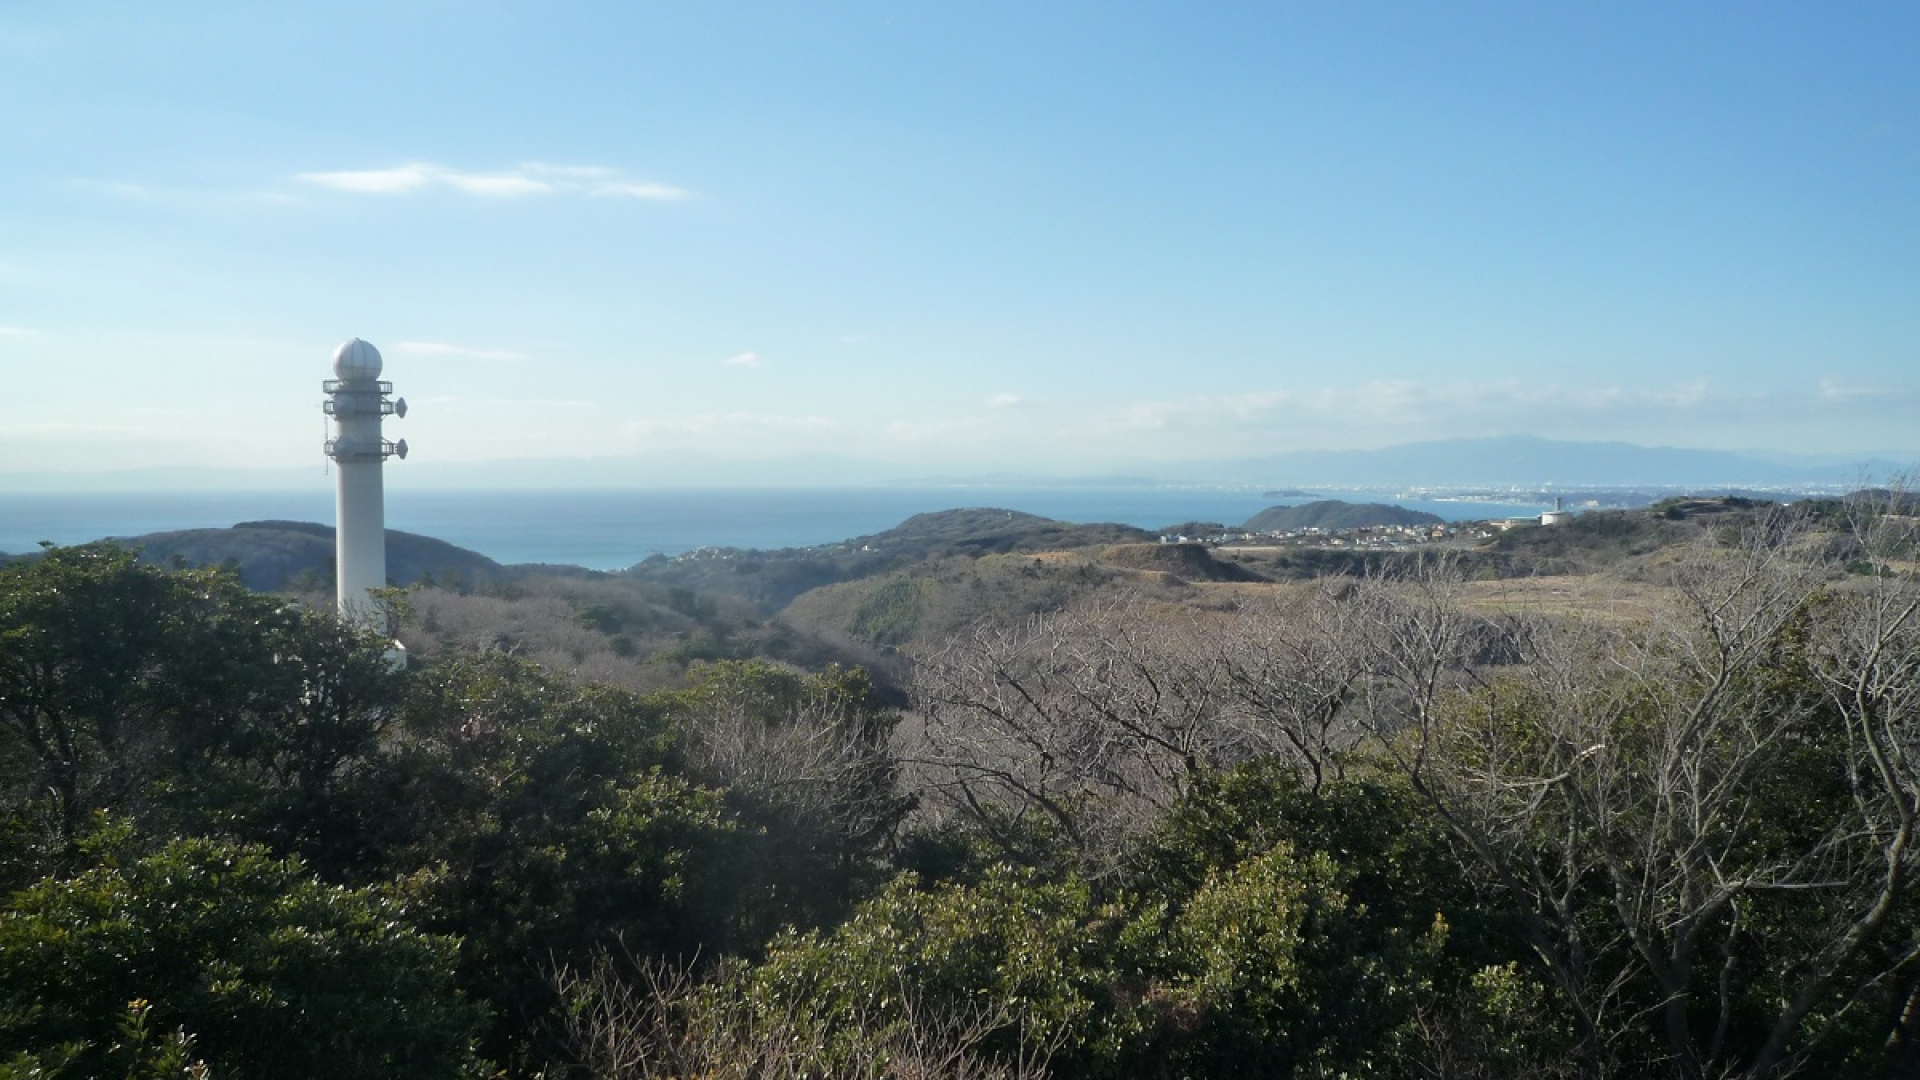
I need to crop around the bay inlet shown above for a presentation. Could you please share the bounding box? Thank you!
[0,487,1554,571]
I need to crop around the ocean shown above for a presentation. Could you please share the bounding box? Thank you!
[0,487,1553,571]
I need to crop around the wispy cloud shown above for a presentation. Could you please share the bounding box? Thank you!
[721,352,764,368]
[1818,377,1912,403]
[1109,379,1734,433]
[881,415,1002,445]
[393,341,525,361]
[296,166,434,194]
[295,162,692,200]
[419,394,599,409]
[73,179,156,200]
[595,181,692,200]
[0,325,35,339]
[986,393,1024,409]
[622,411,838,437]
[0,420,165,437]
[1051,375,1920,461]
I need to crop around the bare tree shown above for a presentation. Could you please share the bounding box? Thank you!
[1211,562,1497,790]
[1209,582,1373,790]
[1399,505,1920,1078]
[902,566,1491,871]
[675,663,909,857]
[903,599,1233,871]
[1785,491,1920,1077]
[900,516,1920,1074]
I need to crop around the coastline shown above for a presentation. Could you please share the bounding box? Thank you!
[1,486,1555,570]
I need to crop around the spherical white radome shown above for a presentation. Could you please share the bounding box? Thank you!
[332,338,384,381]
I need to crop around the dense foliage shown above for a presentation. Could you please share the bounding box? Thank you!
[0,830,483,1080]
[2,497,1918,1078]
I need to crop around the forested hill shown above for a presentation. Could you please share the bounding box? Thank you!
[11,508,1157,610]
[93,519,505,591]
[848,508,1154,558]
[623,508,1159,612]
[1243,499,1444,532]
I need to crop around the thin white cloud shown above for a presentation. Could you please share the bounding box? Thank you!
[0,326,35,339]
[419,394,599,409]
[393,341,525,361]
[296,165,436,194]
[721,351,764,368]
[0,420,166,437]
[73,179,156,200]
[986,393,1024,409]
[1113,379,1737,432]
[513,163,690,200]
[881,415,1002,445]
[594,181,690,200]
[295,162,690,200]
[1818,377,1911,403]
[442,174,554,198]
[1044,375,1920,461]
[622,411,838,437]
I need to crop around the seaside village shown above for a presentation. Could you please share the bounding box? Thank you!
[661,500,1586,566]
[1158,502,1577,552]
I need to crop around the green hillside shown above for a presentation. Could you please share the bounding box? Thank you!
[109,519,506,592]
[1243,500,1443,532]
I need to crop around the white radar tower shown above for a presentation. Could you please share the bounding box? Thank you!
[323,338,408,635]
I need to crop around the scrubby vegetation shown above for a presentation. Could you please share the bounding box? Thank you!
[5,493,1920,1078]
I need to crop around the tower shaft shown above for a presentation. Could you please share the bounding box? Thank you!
[323,339,406,631]
[333,457,386,626]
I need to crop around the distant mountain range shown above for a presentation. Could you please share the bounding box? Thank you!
[1,437,1912,493]
[1194,436,1914,490]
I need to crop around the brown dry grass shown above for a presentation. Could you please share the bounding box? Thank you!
[1458,574,1677,625]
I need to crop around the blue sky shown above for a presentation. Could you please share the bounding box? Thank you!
[2,2,1916,487]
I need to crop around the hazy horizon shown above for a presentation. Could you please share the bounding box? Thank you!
[2,434,1911,496]
[4,5,1915,480]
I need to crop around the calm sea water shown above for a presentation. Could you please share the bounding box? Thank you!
[0,488,1552,570]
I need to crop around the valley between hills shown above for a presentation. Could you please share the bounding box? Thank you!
[6,488,1920,1078]
[30,492,1891,701]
